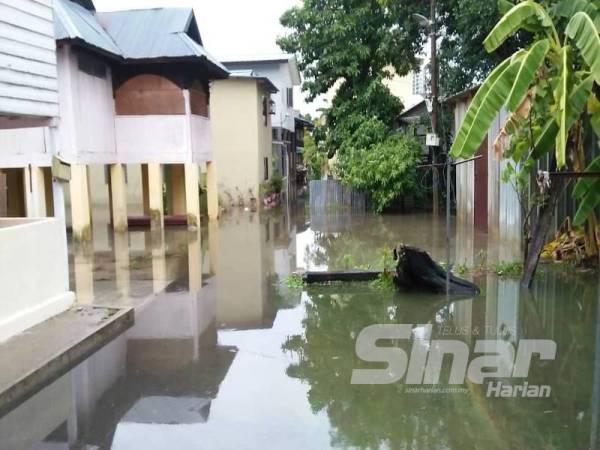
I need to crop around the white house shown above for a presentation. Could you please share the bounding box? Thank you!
[0,0,229,240]
[0,0,74,342]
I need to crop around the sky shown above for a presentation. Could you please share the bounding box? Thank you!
[94,0,327,116]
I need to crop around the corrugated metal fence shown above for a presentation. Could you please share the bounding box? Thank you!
[309,180,368,214]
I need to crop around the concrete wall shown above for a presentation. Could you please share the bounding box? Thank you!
[0,218,74,342]
[0,0,59,119]
[211,79,272,203]
[225,61,297,132]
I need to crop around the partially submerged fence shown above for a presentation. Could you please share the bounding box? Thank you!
[309,179,368,214]
[309,179,369,233]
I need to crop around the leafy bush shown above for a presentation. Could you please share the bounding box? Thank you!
[337,133,423,212]
[302,133,327,181]
[270,174,283,194]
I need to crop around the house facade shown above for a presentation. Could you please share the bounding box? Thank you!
[210,71,277,207]
[223,56,301,202]
[0,0,74,341]
[0,0,228,240]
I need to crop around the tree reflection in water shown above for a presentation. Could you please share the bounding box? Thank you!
[282,278,598,450]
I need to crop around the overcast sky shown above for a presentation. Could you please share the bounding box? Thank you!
[94,0,326,115]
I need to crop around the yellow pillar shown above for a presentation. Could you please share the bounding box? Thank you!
[110,164,128,232]
[73,242,94,304]
[151,229,167,294]
[113,232,130,299]
[70,164,92,241]
[206,161,219,220]
[185,163,200,229]
[147,163,164,230]
[24,165,47,217]
[188,229,202,293]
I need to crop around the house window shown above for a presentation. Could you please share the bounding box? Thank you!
[286,88,294,108]
[78,53,106,79]
[264,157,269,181]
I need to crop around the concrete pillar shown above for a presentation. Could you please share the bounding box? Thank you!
[110,164,128,232]
[73,242,94,304]
[147,163,164,230]
[151,229,167,294]
[24,165,47,217]
[208,219,219,275]
[113,232,130,299]
[185,163,200,229]
[70,164,92,241]
[188,229,202,293]
[206,161,219,220]
[52,179,66,221]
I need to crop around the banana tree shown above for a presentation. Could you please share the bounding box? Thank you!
[450,0,600,287]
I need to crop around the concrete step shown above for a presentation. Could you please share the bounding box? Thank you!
[0,305,134,417]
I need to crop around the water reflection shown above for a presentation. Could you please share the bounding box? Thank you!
[0,209,599,449]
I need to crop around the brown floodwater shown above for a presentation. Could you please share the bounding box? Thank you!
[0,205,599,450]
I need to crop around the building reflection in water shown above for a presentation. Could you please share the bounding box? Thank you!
[1,208,600,449]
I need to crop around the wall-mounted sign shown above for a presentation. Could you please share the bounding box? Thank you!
[426,133,440,147]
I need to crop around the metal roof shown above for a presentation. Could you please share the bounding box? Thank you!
[227,70,278,93]
[54,0,122,57]
[54,1,227,76]
[224,54,302,86]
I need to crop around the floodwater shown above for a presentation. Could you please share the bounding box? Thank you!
[1,205,599,450]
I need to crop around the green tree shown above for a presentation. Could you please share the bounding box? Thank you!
[302,132,327,181]
[278,0,425,102]
[278,0,427,157]
[451,0,600,287]
[336,127,423,212]
[437,0,531,96]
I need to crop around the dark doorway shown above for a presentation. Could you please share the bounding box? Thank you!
[473,138,488,231]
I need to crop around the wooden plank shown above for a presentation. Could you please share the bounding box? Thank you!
[0,5,53,37]
[0,0,54,21]
[303,270,382,283]
[0,96,58,117]
[0,82,58,104]
[1,53,57,78]
[0,68,57,91]
[0,36,56,64]
[0,23,55,51]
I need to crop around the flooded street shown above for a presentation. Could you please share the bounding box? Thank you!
[1,207,599,450]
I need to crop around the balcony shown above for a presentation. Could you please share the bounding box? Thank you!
[113,74,212,164]
[115,114,211,164]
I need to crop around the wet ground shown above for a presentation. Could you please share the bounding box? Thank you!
[1,205,599,450]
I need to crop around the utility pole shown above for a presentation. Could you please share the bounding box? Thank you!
[430,0,439,216]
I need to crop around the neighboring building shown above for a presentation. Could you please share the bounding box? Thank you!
[0,0,228,240]
[223,55,301,201]
[210,70,277,206]
[448,87,522,259]
[0,0,74,341]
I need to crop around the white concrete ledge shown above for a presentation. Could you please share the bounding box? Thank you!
[0,218,74,342]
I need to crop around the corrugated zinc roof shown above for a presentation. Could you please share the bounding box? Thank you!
[54,0,122,56]
[96,8,227,72]
[53,1,227,75]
